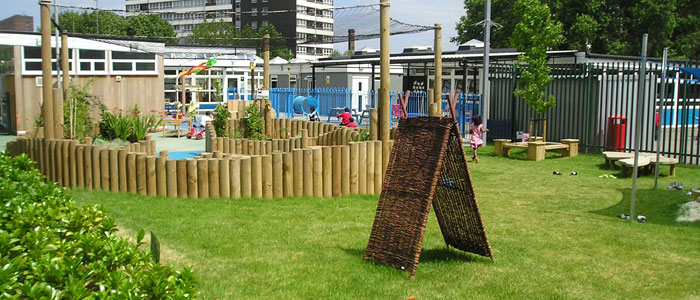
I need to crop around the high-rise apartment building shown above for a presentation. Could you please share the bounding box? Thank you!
[125,0,334,61]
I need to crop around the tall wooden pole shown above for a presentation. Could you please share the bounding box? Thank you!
[263,34,270,90]
[379,0,391,176]
[40,0,55,140]
[434,24,442,115]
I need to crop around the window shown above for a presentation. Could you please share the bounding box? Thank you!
[296,46,306,54]
[77,49,106,74]
[297,19,306,27]
[322,23,333,31]
[262,7,268,16]
[251,0,257,3]
[262,20,268,25]
[251,7,257,16]
[289,75,296,88]
[270,75,277,88]
[22,46,73,75]
[110,51,157,74]
[251,21,257,29]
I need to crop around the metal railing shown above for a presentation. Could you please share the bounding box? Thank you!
[488,62,700,164]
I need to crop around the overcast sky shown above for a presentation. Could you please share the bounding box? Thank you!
[1,0,467,52]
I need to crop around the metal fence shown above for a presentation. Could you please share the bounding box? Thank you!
[488,62,700,164]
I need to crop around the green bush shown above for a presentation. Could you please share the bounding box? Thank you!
[99,105,162,143]
[212,104,230,137]
[0,153,198,299]
[243,103,265,140]
[65,80,102,140]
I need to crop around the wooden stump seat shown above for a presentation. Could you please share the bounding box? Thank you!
[498,139,579,161]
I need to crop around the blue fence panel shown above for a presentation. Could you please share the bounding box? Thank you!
[227,87,238,100]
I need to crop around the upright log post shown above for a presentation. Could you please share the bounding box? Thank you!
[187,159,198,198]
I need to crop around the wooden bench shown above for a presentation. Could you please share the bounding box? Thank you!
[619,156,651,177]
[602,151,633,169]
[604,151,679,176]
[495,139,579,161]
[640,153,679,177]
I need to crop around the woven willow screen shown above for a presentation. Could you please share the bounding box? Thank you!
[365,116,492,277]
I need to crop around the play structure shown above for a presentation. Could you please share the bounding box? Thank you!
[365,116,492,278]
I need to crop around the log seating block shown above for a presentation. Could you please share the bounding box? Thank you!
[493,139,511,156]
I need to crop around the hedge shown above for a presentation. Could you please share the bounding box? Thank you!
[0,153,198,299]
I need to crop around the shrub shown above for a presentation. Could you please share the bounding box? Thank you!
[212,104,230,137]
[243,103,265,140]
[99,105,162,143]
[65,80,102,140]
[0,153,198,299]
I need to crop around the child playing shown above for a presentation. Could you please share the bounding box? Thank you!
[337,107,351,126]
[469,116,488,163]
[346,117,357,128]
[308,106,319,122]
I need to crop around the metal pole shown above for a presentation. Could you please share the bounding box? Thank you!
[95,0,99,34]
[379,0,391,176]
[481,0,491,142]
[654,48,668,189]
[40,0,55,140]
[433,24,442,117]
[61,31,69,137]
[630,34,648,221]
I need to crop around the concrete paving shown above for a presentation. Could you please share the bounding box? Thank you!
[149,132,205,153]
[0,135,16,153]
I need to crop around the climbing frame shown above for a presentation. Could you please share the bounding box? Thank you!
[364,116,492,277]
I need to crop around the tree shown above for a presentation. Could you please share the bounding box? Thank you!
[510,0,563,138]
[56,11,174,43]
[188,21,294,60]
[126,14,176,43]
[330,50,354,57]
[453,0,700,60]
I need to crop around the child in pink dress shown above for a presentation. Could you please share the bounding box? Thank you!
[469,116,488,163]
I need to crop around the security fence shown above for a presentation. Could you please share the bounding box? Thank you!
[488,62,700,164]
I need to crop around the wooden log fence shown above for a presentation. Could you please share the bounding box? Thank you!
[6,123,391,200]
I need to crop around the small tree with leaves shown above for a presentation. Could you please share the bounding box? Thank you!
[510,0,563,140]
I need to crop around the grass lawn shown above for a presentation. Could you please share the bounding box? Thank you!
[71,146,700,299]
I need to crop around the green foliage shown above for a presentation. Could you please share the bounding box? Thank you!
[65,80,102,140]
[511,0,562,116]
[329,50,355,57]
[56,11,174,42]
[212,104,230,138]
[99,105,162,143]
[353,129,371,142]
[189,21,294,60]
[243,103,265,140]
[126,14,176,43]
[212,78,223,101]
[453,0,700,59]
[0,153,198,298]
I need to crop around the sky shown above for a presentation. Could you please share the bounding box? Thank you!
[1,0,467,52]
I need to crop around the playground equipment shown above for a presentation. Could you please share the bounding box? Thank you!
[365,116,492,278]
[292,96,319,115]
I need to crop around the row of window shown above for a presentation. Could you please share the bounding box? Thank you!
[297,6,333,18]
[22,46,157,75]
[297,20,333,31]
[159,10,232,22]
[297,33,333,43]
[127,0,232,12]
[296,46,332,56]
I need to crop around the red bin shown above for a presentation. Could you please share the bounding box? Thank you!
[607,115,626,152]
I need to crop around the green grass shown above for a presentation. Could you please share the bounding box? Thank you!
[71,146,700,299]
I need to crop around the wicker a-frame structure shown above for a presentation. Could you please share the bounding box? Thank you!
[365,116,493,277]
